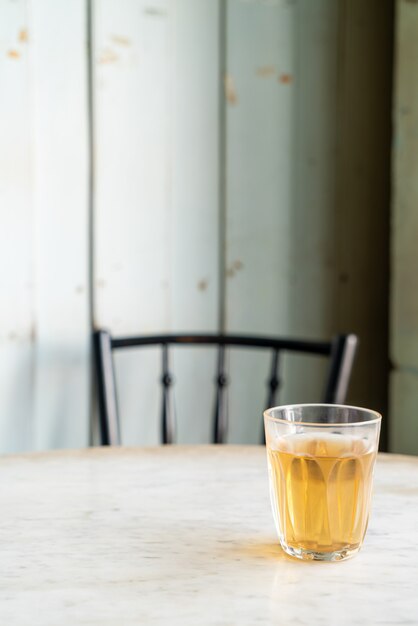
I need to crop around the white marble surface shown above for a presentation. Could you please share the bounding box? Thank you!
[0,446,417,625]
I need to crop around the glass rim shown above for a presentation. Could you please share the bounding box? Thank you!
[263,403,382,427]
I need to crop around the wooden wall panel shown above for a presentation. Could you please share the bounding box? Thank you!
[284,0,340,406]
[30,0,91,449]
[391,0,418,453]
[225,0,296,443]
[93,0,171,444]
[93,0,220,444]
[0,0,34,452]
[225,0,295,336]
[335,0,392,449]
[224,0,341,443]
[390,370,418,455]
[168,0,221,443]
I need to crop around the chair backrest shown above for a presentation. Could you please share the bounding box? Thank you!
[93,331,358,446]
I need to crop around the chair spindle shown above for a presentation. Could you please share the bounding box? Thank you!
[214,345,228,444]
[161,344,176,444]
[261,349,281,443]
[94,330,121,446]
[266,348,281,410]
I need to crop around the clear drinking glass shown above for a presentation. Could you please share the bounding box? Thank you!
[264,404,381,562]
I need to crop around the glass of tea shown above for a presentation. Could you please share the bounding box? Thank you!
[264,404,381,562]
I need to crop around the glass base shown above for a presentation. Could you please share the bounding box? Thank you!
[281,542,360,562]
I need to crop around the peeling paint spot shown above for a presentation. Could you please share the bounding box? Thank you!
[97,279,106,288]
[111,34,131,46]
[18,28,28,42]
[7,49,20,59]
[98,48,119,64]
[256,65,276,78]
[226,260,244,278]
[224,74,238,106]
[8,331,18,341]
[278,73,293,84]
[197,279,208,291]
[75,285,84,294]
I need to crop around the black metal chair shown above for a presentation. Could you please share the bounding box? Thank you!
[93,330,358,446]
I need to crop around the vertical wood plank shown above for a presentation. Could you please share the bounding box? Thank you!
[225,0,295,337]
[169,0,220,333]
[289,0,340,337]
[93,0,171,337]
[225,0,341,442]
[390,0,418,453]
[0,0,34,452]
[335,0,392,448]
[30,0,91,449]
[168,0,220,443]
[93,0,220,444]
[284,0,340,404]
[390,370,418,455]
[225,0,296,443]
[93,0,171,444]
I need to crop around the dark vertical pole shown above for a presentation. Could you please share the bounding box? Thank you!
[266,349,280,409]
[214,345,228,443]
[161,344,176,444]
[93,330,121,446]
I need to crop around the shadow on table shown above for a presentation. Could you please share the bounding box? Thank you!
[222,540,291,562]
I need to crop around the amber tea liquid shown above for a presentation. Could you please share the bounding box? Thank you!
[268,433,376,559]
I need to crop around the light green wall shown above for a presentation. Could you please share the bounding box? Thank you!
[391,0,418,454]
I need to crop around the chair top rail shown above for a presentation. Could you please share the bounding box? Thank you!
[110,333,332,355]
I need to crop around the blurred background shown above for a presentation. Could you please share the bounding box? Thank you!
[1,0,414,455]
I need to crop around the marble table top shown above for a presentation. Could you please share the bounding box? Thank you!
[0,446,417,625]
